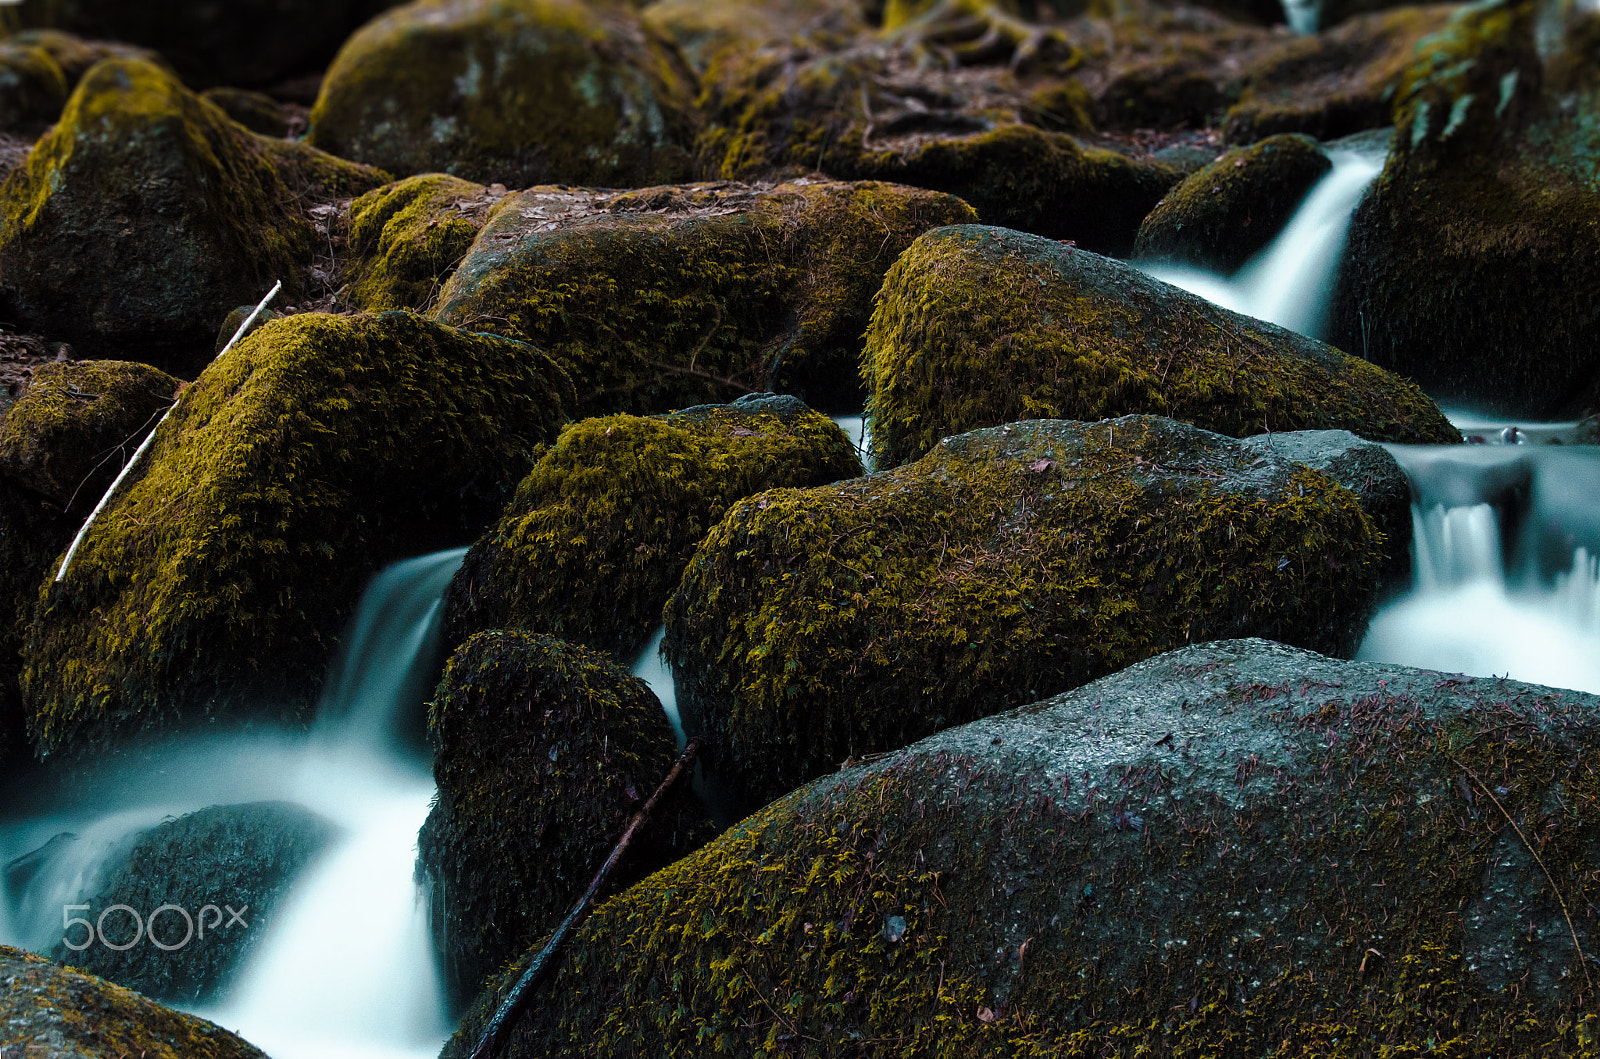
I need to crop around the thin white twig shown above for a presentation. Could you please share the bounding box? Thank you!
[54,280,282,584]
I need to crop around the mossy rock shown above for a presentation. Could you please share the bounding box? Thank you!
[863,224,1458,468]
[432,178,976,415]
[0,59,390,374]
[1,944,270,1059]
[1094,56,1225,131]
[442,393,862,661]
[640,0,865,75]
[447,637,1600,1057]
[0,360,180,513]
[212,307,283,353]
[46,801,338,1004]
[307,0,698,189]
[199,87,293,138]
[13,0,406,89]
[6,30,166,87]
[341,174,509,314]
[663,415,1387,807]
[418,630,710,1007]
[1133,133,1331,274]
[1331,0,1600,418]
[0,480,72,658]
[1222,5,1457,144]
[21,310,574,761]
[0,42,68,133]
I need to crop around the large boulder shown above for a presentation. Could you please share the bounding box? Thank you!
[431,179,975,414]
[22,311,573,761]
[448,638,1600,1057]
[1333,0,1600,418]
[1132,133,1332,274]
[0,42,68,133]
[1,944,270,1059]
[46,802,338,1004]
[664,415,1387,807]
[5,30,165,89]
[417,630,709,1005]
[341,174,509,313]
[442,394,862,661]
[307,0,698,189]
[0,59,390,373]
[863,225,1458,469]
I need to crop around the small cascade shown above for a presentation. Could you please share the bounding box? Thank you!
[630,627,684,750]
[1141,147,1384,340]
[1280,0,1322,34]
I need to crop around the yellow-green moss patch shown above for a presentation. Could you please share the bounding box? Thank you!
[342,174,507,313]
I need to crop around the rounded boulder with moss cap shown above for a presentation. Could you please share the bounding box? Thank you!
[443,393,862,662]
[418,630,710,1006]
[1133,134,1331,275]
[863,224,1457,469]
[664,414,1387,808]
[432,179,975,415]
[0,42,68,133]
[308,0,697,189]
[0,58,389,374]
[22,311,574,762]
[443,638,1600,1058]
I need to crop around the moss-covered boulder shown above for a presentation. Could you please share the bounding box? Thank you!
[1,944,270,1059]
[0,59,389,372]
[417,630,708,1005]
[863,225,1457,468]
[1332,0,1600,418]
[1222,5,1456,144]
[0,361,180,513]
[6,30,165,88]
[664,415,1387,807]
[341,174,509,313]
[199,87,294,138]
[0,42,68,133]
[1133,133,1331,274]
[641,0,864,75]
[432,179,975,415]
[443,394,862,661]
[449,637,1600,1058]
[307,0,697,189]
[46,802,338,1004]
[21,310,574,761]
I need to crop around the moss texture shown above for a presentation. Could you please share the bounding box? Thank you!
[8,29,166,86]
[1133,133,1332,274]
[342,174,507,313]
[1332,0,1600,418]
[432,179,975,415]
[199,87,292,138]
[1,944,270,1059]
[447,638,1600,1058]
[418,630,710,1006]
[863,225,1458,469]
[308,0,697,189]
[0,58,389,373]
[0,360,180,513]
[663,415,1385,807]
[0,478,71,662]
[21,311,574,761]
[443,394,862,662]
[641,0,864,76]
[0,42,68,132]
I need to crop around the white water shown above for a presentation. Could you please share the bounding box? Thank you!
[1142,147,1384,341]
[1,549,466,1059]
[630,627,684,750]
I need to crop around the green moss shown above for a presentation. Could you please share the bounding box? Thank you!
[0,42,67,132]
[864,225,1458,469]
[1133,133,1332,274]
[307,0,697,188]
[199,86,290,137]
[21,310,574,761]
[0,944,270,1059]
[432,179,975,415]
[7,29,166,85]
[342,174,505,313]
[1021,80,1095,135]
[443,396,861,661]
[663,415,1385,806]
[419,630,710,1005]
[0,360,180,511]
[640,0,862,75]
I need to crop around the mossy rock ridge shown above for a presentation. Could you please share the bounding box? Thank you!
[1,944,270,1059]
[20,310,574,762]
[1330,0,1600,418]
[864,224,1458,469]
[446,638,1600,1058]
[307,0,698,189]
[1133,133,1331,275]
[418,630,711,1008]
[442,393,862,662]
[0,58,389,374]
[641,0,866,76]
[46,801,338,1004]
[0,42,69,134]
[5,31,166,90]
[431,178,976,415]
[663,414,1387,807]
